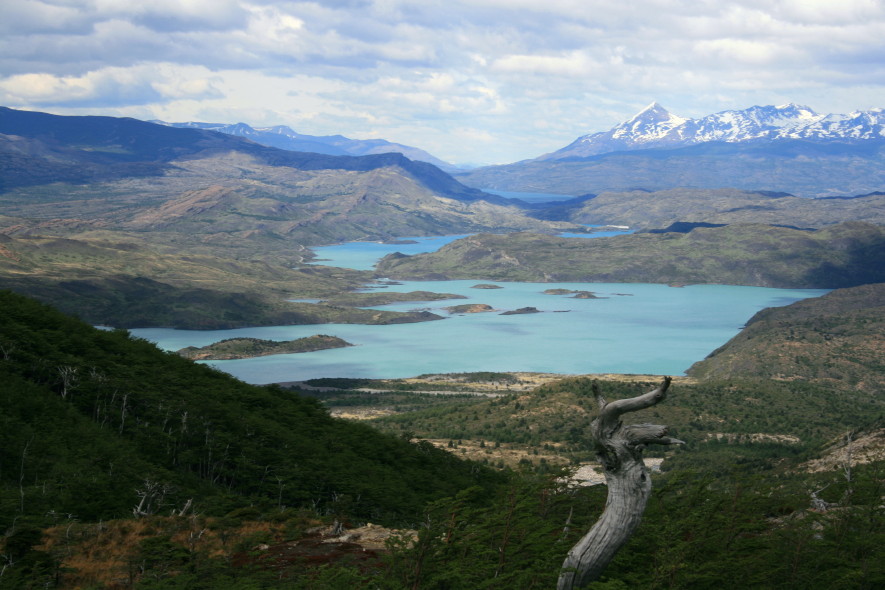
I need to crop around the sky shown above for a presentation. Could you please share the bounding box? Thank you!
[2,0,885,166]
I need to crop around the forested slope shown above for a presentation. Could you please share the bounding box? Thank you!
[3,290,885,588]
[0,290,502,533]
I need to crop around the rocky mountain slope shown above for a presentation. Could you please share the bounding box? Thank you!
[457,140,885,198]
[0,107,581,327]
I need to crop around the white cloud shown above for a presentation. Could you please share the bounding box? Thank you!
[0,64,223,107]
[1,0,885,164]
[96,0,249,32]
[491,51,600,77]
[693,38,790,65]
[775,0,885,26]
[0,0,89,35]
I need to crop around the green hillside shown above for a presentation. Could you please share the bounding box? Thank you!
[688,282,885,391]
[0,290,502,532]
[3,291,885,588]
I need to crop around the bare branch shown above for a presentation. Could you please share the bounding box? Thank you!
[600,376,671,419]
[558,377,683,590]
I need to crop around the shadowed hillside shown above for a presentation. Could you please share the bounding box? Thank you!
[0,290,502,530]
[0,233,447,329]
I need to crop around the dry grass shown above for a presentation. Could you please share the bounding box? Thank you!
[31,513,418,589]
[37,515,309,589]
[383,372,694,394]
[423,438,570,469]
[803,428,885,473]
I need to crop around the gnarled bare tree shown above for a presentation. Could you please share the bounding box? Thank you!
[558,377,684,589]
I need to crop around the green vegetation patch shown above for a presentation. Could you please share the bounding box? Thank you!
[366,375,885,467]
[0,290,503,534]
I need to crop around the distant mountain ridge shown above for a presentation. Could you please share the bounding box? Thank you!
[457,102,885,197]
[541,102,885,160]
[0,107,587,327]
[154,119,458,171]
[0,106,484,203]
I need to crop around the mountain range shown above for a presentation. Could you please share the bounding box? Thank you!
[153,119,458,171]
[539,102,885,160]
[2,106,885,588]
[0,106,579,327]
[458,103,885,198]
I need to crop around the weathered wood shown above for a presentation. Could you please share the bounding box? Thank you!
[558,377,684,589]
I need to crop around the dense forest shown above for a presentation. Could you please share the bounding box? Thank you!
[0,290,504,587]
[2,289,884,588]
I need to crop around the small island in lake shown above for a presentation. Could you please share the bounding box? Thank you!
[500,306,542,315]
[542,288,600,298]
[382,238,419,245]
[471,283,503,289]
[178,335,352,360]
[444,303,495,314]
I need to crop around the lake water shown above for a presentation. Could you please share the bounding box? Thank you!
[310,235,473,271]
[308,227,631,271]
[130,231,828,384]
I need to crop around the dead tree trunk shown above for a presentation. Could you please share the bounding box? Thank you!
[558,377,684,589]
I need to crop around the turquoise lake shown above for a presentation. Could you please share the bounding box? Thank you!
[130,234,828,384]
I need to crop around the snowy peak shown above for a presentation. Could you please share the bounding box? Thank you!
[612,102,688,143]
[225,123,260,137]
[628,102,673,123]
[540,103,885,160]
[260,125,300,137]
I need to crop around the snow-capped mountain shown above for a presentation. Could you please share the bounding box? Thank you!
[151,120,457,171]
[539,103,885,160]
